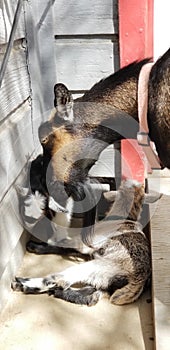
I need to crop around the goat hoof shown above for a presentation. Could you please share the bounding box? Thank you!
[11,277,28,292]
[11,276,42,294]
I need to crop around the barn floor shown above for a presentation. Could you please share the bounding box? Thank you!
[0,250,154,350]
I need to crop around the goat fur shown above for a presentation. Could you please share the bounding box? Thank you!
[12,180,155,306]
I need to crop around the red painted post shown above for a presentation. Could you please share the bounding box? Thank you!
[118,0,154,183]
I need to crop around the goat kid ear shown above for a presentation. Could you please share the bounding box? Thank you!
[103,190,117,202]
[15,185,30,197]
[144,192,163,204]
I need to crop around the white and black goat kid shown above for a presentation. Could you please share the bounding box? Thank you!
[15,153,76,246]
[12,180,161,306]
[16,183,74,246]
[16,154,108,254]
[17,180,110,256]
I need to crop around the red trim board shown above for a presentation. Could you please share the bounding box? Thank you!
[118,0,154,182]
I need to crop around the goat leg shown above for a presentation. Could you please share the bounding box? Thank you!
[48,286,102,306]
[26,239,93,256]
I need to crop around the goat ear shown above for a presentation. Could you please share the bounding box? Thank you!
[103,190,117,202]
[53,83,74,123]
[144,192,163,204]
[15,185,29,197]
[54,83,73,108]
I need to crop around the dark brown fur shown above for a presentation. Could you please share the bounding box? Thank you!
[40,50,170,187]
[36,50,170,242]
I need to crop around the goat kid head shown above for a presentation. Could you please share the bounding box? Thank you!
[103,179,162,222]
[80,180,162,247]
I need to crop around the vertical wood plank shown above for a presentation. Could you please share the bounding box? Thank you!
[118,0,153,67]
[118,0,153,184]
[24,0,57,148]
[149,186,170,350]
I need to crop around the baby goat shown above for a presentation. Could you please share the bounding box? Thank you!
[12,180,161,306]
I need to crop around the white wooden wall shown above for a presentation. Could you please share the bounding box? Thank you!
[0,0,39,312]
[24,0,119,176]
[0,0,119,312]
[53,0,119,178]
[54,0,119,96]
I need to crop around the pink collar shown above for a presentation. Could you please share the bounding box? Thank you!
[137,62,161,170]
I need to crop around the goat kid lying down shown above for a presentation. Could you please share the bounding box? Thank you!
[12,180,161,306]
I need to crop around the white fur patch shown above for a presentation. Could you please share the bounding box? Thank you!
[21,277,56,291]
[24,191,46,219]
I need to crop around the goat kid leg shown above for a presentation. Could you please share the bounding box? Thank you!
[49,286,102,306]
[26,238,93,255]
[11,260,99,294]
[26,240,91,260]
[12,259,121,295]
[11,276,57,294]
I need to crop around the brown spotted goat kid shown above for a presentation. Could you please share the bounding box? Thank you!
[12,180,161,306]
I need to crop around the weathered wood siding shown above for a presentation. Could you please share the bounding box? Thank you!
[0,1,33,312]
[0,0,119,312]
[53,0,119,177]
[24,0,119,178]
[0,43,29,122]
[23,0,57,146]
[54,0,119,95]
[53,0,118,35]
[0,0,25,44]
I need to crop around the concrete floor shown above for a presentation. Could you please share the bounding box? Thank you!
[0,251,154,350]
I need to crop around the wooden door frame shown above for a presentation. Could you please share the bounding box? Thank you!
[118,0,153,183]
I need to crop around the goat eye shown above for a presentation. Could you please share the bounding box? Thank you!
[41,136,48,144]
